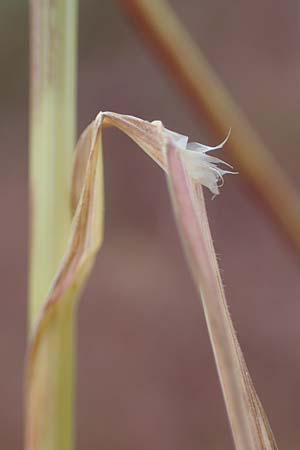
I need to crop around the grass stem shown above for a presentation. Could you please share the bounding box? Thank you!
[28,1,78,448]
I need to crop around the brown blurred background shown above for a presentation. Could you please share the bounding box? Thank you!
[1,0,300,449]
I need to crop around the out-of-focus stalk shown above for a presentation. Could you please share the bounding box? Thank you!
[29,0,77,325]
[28,0,77,449]
[118,0,300,250]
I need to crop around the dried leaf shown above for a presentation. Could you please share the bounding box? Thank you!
[26,111,278,450]
[26,115,104,450]
[25,112,166,449]
[165,139,278,450]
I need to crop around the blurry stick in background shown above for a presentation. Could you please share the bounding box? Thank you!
[118,0,300,249]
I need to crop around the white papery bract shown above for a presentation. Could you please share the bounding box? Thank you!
[164,128,234,196]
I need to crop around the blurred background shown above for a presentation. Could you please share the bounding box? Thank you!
[1,0,299,449]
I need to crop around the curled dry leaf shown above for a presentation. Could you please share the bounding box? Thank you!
[26,112,167,450]
[26,115,105,450]
[26,112,277,450]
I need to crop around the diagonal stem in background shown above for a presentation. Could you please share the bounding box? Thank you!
[118,0,300,250]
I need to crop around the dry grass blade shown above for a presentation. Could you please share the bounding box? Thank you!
[26,112,166,450]
[165,140,278,450]
[26,117,104,450]
[26,110,278,450]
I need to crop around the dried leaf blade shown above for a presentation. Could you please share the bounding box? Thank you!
[165,140,278,450]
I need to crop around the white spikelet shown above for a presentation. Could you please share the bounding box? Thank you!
[164,128,235,196]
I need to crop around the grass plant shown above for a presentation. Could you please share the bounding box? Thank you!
[27,2,287,449]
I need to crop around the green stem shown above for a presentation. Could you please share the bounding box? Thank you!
[28,0,78,449]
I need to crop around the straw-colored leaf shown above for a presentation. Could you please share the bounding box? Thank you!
[165,139,278,450]
[25,112,166,450]
[26,115,104,450]
[26,111,278,450]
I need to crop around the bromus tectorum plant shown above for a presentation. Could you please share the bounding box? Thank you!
[28,1,280,449]
[27,111,278,450]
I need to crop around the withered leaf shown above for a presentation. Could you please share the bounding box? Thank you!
[26,112,278,450]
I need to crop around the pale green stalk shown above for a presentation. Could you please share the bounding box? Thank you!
[28,0,78,449]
